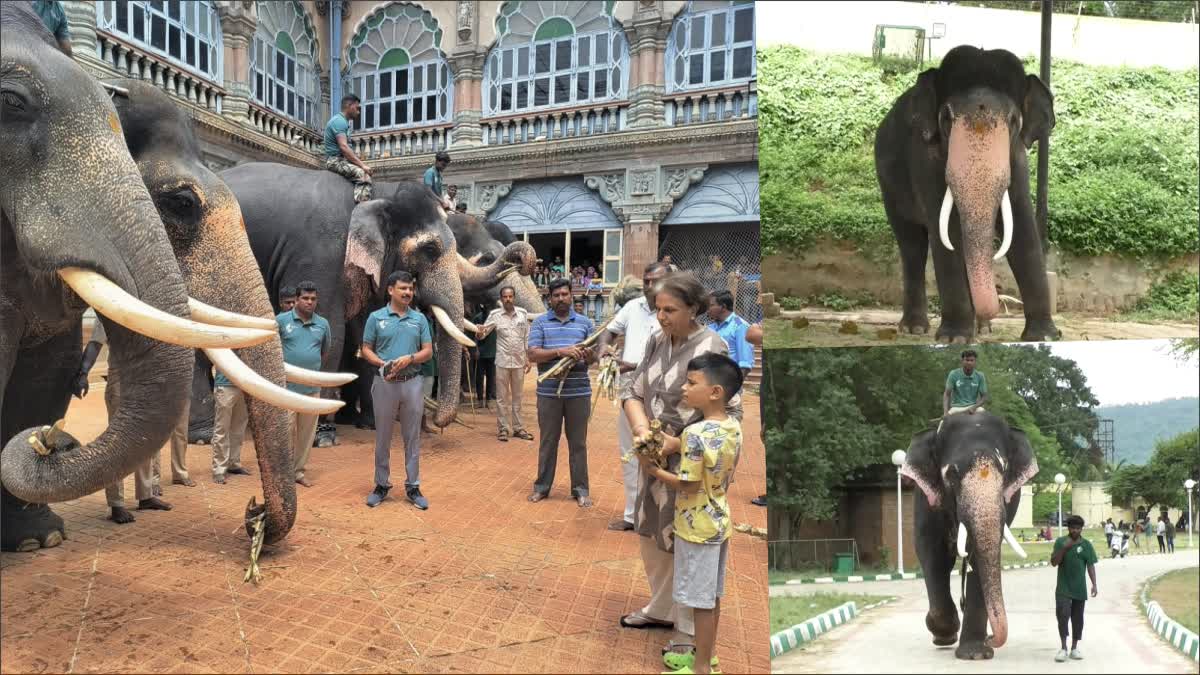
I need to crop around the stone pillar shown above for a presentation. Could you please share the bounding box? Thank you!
[218,2,257,122]
[64,0,99,56]
[620,212,665,279]
[448,50,485,147]
[625,6,670,128]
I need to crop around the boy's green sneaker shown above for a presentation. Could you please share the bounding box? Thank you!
[662,665,722,675]
[662,647,719,671]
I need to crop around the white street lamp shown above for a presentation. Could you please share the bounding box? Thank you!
[1185,479,1196,550]
[892,450,907,574]
[1055,473,1067,538]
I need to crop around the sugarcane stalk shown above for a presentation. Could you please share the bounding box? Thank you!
[243,502,267,584]
[537,315,616,383]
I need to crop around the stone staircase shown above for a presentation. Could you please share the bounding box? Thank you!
[746,345,763,390]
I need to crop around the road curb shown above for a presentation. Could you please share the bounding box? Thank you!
[1140,569,1200,664]
[770,601,856,659]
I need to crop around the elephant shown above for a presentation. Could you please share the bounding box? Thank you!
[0,4,294,551]
[218,164,535,428]
[447,213,545,315]
[899,411,1039,660]
[875,45,1061,343]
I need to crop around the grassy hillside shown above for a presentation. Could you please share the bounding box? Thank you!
[759,47,1200,261]
[1097,397,1200,464]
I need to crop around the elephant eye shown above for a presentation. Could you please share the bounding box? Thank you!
[2,91,23,110]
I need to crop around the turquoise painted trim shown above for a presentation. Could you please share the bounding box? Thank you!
[1141,569,1200,664]
[770,601,857,659]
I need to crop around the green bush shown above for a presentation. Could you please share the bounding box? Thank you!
[1033,489,1073,523]
[760,47,1200,259]
[1132,270,1200,318]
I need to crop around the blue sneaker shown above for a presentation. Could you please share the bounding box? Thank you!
[366,485,389,507]
[407,487,428,510]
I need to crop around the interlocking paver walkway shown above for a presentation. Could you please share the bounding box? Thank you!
[1,375,768,673]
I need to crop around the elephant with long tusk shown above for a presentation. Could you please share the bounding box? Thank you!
[219,165,533,431]
[899,411,1039,660]
[875,45,1061,343]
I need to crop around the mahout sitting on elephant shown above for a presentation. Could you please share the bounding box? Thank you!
[899,410,1039,660]
[219,164,535,430]
[1,5,327,551]
[875,45,1060,343]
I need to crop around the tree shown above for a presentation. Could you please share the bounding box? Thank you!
[1106,428,1200,510]
[1168,338,1199,365]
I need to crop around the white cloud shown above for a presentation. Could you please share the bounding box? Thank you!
[1047,340,1199,406]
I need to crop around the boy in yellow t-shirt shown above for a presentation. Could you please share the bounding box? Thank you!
[638,352,743,675]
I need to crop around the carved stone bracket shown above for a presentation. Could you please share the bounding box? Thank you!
[475,181,512,215]
[584,174,626,205]
[663,165,707,200]
[629,169,656,196]
[615,201,673,224]
[457,0,476,45]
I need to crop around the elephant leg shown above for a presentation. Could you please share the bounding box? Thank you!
[955,566,994,660]
[0,330,79,552]
[929,234,976,343]
[885,208,930,335]
[915,498,959,645]
[1005,177,1060,341]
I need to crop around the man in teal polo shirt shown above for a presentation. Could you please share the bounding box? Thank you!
[278,281,332,488]
[323,94,373,203]
[361,271,434,510]
[941,350,989,431]
[32,0,72,57]
[423,151,453,210]
[1051,514,1098,661]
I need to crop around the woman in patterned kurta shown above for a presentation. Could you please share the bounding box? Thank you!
[618,272,743,653]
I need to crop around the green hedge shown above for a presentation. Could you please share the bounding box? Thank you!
[760,47,1200,259]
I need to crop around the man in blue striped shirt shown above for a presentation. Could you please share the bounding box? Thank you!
[527,278,596,507]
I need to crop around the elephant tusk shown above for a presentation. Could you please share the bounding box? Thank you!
[430,305,476,348]
[1003,524,1027,559]
[994,190,1013,261]
[938,187,955,252]
[284,364,358,387]
[957,522,969,558]
[60,268,276,349]
[461,318,479,333]
[204,348,344,415]
[188,297,277,331]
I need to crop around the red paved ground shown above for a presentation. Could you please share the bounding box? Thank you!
[1,374,768,674]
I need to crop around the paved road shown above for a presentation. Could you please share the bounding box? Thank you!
[772,550,1199,673]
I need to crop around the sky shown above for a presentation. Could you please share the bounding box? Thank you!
[1047,340,1199,407]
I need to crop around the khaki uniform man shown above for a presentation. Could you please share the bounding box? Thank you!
[476,287,532,442]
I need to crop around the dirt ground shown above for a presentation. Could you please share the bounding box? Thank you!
[0,375,768,674]
[766,310,1199,349]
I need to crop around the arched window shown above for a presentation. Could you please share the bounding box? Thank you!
[666,0,755,92]
[483,1,629,117]
[249,1,321,128]
[344,3,453,132]
[96,0,222,82]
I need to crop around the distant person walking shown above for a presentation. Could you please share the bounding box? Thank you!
[1103,518,1114,550]
[1165,517,1176,553]
[1156,516,1167,553]
[1051,515,1098,662]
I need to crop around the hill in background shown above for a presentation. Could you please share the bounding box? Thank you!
[1097,397,1200,465]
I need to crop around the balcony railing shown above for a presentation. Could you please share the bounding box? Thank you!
[664,84,757,127]
[481,103,628,146]
[95,31,225,114]
[246,104,322,154]
[350,124,453,161]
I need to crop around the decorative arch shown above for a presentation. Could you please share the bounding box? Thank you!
[483,1,629,117]
[343,2,453,132]
[490,179,623,234]
[250,0,322,127]
[665,0,755,93]
[96,0,223,82]
[663,163,759,225]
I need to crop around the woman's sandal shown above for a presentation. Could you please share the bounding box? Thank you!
[619,612,674,630]
[497,429,509,442]
[513,429,534,441]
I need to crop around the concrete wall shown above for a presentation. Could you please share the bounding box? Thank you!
[757,1,1200,69]
[1014,484,1034,529]
[1072,481,1114,526]
[763,244,1199,313]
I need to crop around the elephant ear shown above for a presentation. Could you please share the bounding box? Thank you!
[1003,426,1039,505]
[1020,74,1055,150]
[343,200,389,320]
[907,68,940,144]
[899,429,944,508]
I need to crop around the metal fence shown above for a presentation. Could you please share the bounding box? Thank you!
[768,538,860,574]
[658,223,762,323]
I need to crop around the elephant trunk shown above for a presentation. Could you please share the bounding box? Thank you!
[959,461,1009,649]
[458,241,537,293]
[944,114,1013,323]
[419,257,472,428]
[1,207,194,503]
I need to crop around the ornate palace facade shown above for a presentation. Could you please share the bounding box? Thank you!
[62,0,758,287]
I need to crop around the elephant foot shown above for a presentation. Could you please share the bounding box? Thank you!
[1021,317,1062,342]
[955,639,994,660]
[926,610,960,646]
[898,313,930,335]
[0,497,67,552]
[109,507,136,524]
[976,320,992,336]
